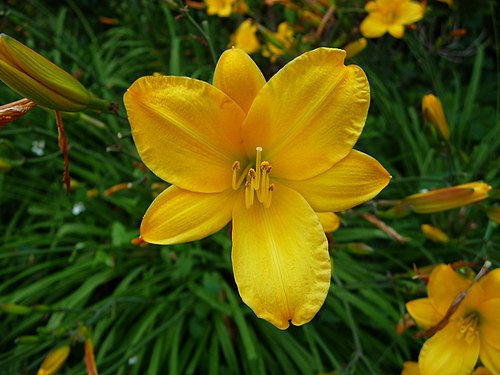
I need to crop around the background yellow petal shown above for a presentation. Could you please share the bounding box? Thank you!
[213,48,266,113]
[405,298,441,330]
[360,15,388,38]
[232,183,331,329]
[418,320,479,375]
[396,1,424,25]
[388,24,405,39]
[280,150,390,212]
[242,48,370,181]
[124,76,246,193]
[426,264,473,315]
[141,185,238,244]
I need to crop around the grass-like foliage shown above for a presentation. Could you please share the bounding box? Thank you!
[0,0,499,374]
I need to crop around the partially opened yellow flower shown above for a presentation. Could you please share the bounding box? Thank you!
[262,22,295,63]
[124,48,390,329]
[422,93,450,140]
[406,264,500,375]
[403,182,491,213]
[360,0,424,39]
[37,345,70,375]
[204,0,234,17]
[343,38,367,59]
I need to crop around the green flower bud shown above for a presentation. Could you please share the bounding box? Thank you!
[0,34,110,112]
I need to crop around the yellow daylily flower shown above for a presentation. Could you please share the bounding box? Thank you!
[403,181,491,213]
[422,93,450,140]
[406,264,500,375]
[124,47,390,329]
[230,19,261,54]
[37,345,70,375]
[0,34,109,112]
[204,0,234,16]
[262,22,295,63]
[420,224,449,243]
[360,0,424,39]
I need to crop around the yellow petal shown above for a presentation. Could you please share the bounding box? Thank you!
[418,320,479,375]
[388,24,405,39]
[426,265,472,316]
[317,212,340,232]
[242,48,370,181]
[479,330,500,375]
[405,298,441,330]
[478,299,500,350]
[232,182,331,329]
[141,185,238,244]
[478,269,500,301]
[280,149,390,212]
[396,1,424,25]
[360,15,389,38]
[124,76,246,193]
[402,361,421,375]
[213,48,266,113]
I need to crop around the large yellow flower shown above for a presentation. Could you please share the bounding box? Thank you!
[360,0,424,39]
[406,264,500,375]
[123,48,390,329]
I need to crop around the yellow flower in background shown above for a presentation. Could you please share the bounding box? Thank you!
[37,345,70,375]
[205,0,247,16]
[403,182,491,213]
[360,0,424,39]
[0,34,109,112]
[343,38,367,59]
[406,264,500,375]
[262,22,295,62]
[205,0,234,16]
[422,93,450,140]
[230,19,261,54]
[124,48,390,329]
[420,224,449,243]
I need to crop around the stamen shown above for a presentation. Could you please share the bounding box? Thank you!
[264,184,275,208]
[232,161,240,190]
[232,163,252,190]
[245,180,254,208]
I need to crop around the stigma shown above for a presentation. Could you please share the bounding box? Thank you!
[232,147,274,208]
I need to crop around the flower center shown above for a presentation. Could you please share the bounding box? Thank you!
[457,312,479,345]
[232,147,274,209]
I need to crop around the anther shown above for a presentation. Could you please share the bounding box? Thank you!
[264,184,275,208]
[232,161,240,190]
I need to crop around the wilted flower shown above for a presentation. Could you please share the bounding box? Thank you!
[0,34,109,112]
[403,182,491,213]
[230,19,260,54]
[421,224,449,243]
[124,48,390,329]
[360,0,424,39]
[422,93,450,140]
[406,264,500,375]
